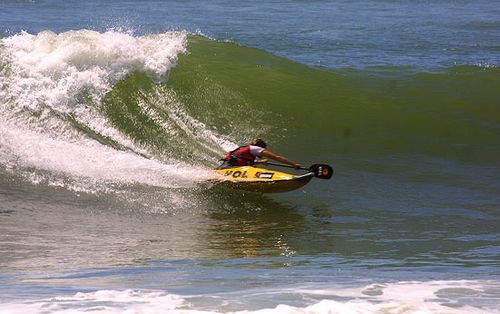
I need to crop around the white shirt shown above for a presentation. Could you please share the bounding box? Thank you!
[248,145,265,157]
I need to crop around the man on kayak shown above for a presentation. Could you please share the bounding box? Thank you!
[218,138,302,169]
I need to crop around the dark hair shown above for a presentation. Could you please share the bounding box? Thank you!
[250,138,267,148]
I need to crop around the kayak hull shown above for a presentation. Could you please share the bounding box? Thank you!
[211,166,314,193]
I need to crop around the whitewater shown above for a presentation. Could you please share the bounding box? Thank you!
[0,30,230,194]
[1,281,498,314]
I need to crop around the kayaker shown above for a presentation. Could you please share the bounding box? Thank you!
[218,138,302,169]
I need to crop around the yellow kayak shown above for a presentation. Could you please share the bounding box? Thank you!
[211,166,314,193]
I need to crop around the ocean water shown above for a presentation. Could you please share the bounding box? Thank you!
[1,1,499,313]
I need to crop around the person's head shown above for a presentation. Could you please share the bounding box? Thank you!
[250,138,267,148]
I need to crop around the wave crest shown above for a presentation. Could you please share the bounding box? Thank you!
[0,29,187,113]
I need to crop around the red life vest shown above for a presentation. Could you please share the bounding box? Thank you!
[224,146,255,166]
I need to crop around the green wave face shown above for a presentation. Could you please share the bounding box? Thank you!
[110,35,499,166]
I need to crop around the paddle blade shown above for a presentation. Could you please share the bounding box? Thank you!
[309,164,334,179]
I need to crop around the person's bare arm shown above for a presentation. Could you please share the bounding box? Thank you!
[260,150,301,169]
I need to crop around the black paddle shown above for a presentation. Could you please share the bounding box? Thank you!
[265,162,333,180]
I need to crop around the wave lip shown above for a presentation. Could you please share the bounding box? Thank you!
[0,29,187,113]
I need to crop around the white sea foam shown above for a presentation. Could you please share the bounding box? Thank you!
[0,281,497,314]
[0,29,187,113]
[288,280,499,314]
[0,115,215,191]
[0,29,222,192]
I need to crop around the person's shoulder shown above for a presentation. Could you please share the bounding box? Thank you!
[249,145,265,155]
